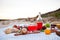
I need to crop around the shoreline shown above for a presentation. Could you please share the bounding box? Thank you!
[0,21,60,29]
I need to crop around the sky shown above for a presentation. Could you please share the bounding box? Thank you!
[0,0,60,19]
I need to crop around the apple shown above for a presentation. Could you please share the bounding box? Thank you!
[13,25,17,28]
[45,23,50,28]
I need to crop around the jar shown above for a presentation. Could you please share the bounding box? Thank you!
[51,24,56,33]
[37,22,42,30]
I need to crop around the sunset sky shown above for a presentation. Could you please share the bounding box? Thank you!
[0,0,60,19]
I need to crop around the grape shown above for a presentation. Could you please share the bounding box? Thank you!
[42,26,46,30]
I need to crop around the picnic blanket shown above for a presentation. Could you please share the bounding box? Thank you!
[0,25,60,40]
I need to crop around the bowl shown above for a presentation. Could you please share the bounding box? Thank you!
[56,24,60,29]
[56,30,60,36]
